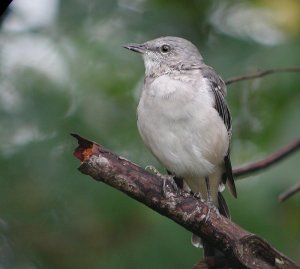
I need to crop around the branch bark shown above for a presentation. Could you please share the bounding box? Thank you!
[72,134,299,269]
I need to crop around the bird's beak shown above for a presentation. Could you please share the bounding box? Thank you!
[123,43,147,54]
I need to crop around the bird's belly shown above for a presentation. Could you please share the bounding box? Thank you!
[137,99,228,178]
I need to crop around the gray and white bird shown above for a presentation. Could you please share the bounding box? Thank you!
[124,36,237,249]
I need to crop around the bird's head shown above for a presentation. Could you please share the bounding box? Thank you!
[124,36,203,76]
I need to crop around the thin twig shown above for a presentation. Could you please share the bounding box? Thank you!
[278,183,300,202]
[225,66,300,85]
[233,138,300,178]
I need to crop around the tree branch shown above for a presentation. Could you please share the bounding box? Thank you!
[72,134,299,269]
[233,138,300,178]
[225,66,300,85]
[278,183,300,202]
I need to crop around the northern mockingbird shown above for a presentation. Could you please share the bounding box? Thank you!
[124,36,237,252]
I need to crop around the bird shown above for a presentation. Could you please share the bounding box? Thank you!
[124,36,237,258]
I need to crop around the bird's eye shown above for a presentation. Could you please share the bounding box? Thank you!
[161,44,171,53]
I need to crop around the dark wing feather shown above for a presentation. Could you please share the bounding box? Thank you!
[218,192,230,218]
[201,66,237,198]
[224,154,237,198]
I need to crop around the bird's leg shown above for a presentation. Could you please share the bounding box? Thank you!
[203,176,212,222]
[205,176,212,204]
[204,176,220,222]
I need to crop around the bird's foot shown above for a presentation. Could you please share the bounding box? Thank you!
[192,192,221,222]
[145,165,178,198]
[203,201,220,223]
[193,192,204,201]
[145,165,163,176]
[162,174,178,198]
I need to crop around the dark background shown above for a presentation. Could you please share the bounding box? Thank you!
[0,0,299,268]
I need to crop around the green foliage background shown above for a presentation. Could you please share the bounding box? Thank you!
[0,0,299,268]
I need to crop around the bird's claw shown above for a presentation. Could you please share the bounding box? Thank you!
[145,165,162,176]
[193,192,204,201]
[162,174,178,196]
[144,165,178,198]
[192,193,220,222]
[203,201,220,223]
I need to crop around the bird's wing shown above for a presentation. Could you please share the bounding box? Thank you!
[200,66,231,132]
[201,66,237,198]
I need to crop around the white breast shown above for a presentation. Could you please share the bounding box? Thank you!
[137,73,229,178]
